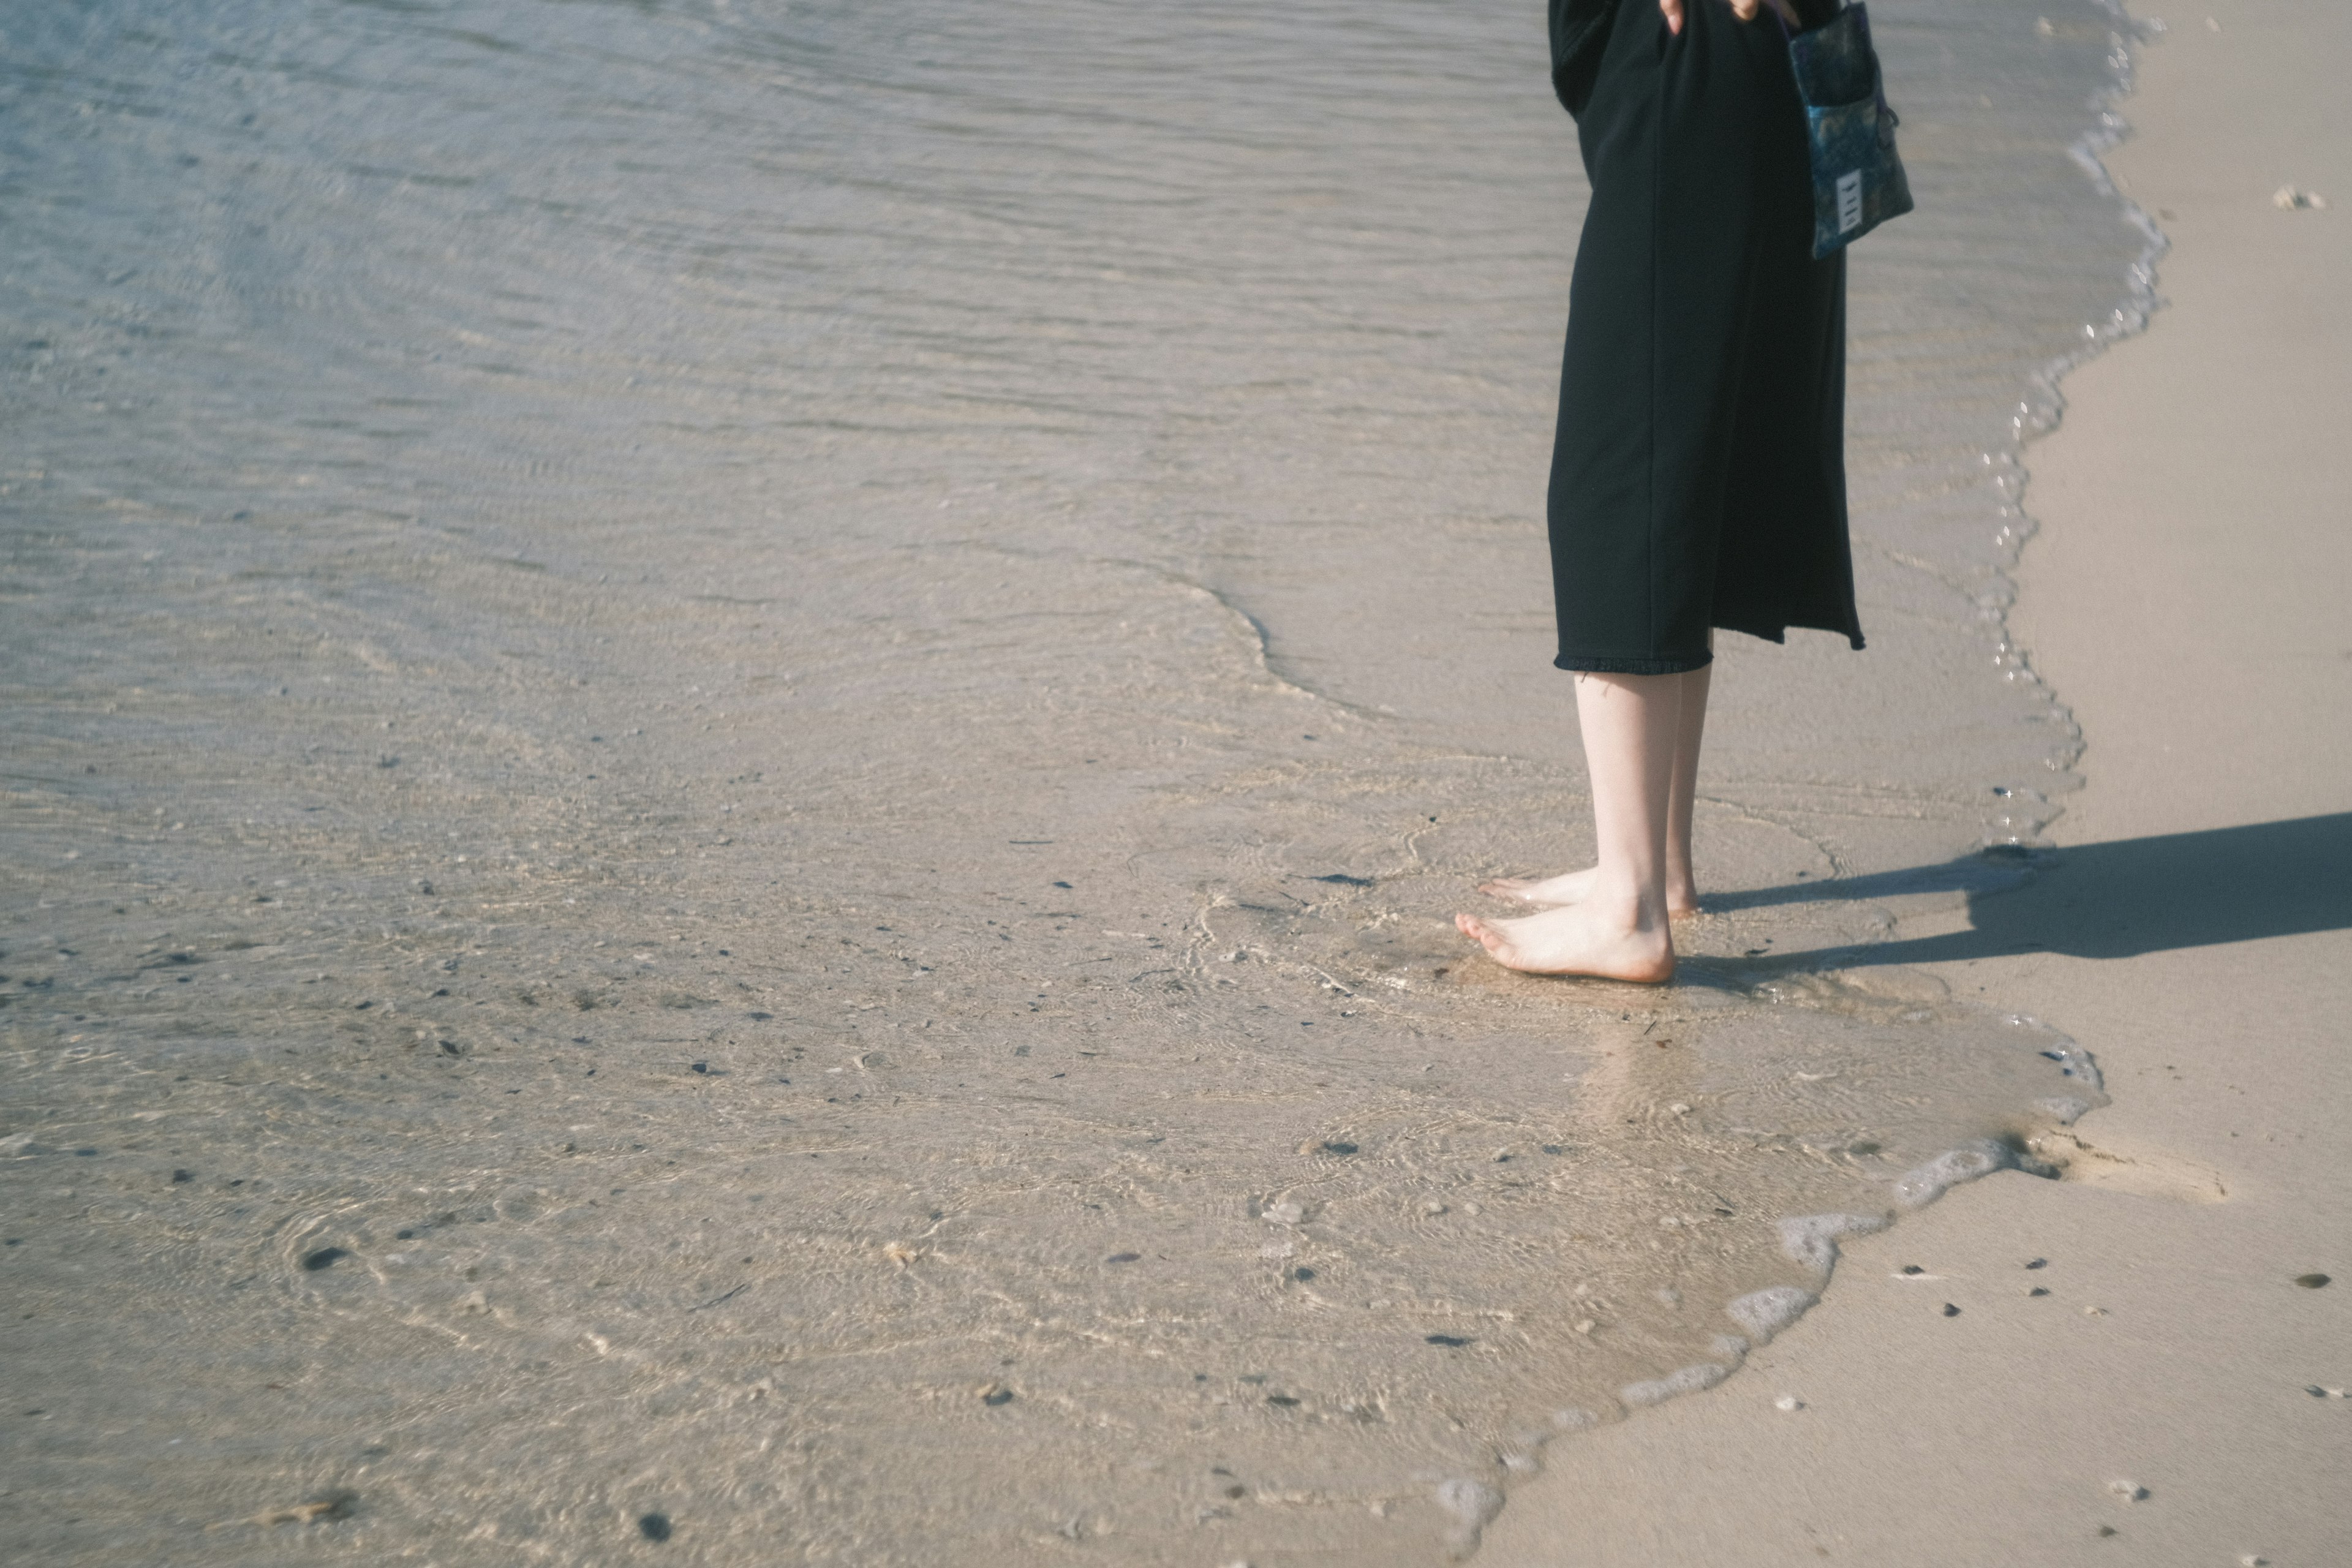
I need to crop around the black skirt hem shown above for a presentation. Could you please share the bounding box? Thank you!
[1554,618,1867,674]
[1713,617,1869,652]
[1553,650,1716,675]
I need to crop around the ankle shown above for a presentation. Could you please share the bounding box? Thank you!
[1583,880,1672,935]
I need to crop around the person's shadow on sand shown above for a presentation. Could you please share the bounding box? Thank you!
[1712,812,2352,968]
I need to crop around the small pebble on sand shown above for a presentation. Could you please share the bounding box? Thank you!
[978,1382,1014,1406]
[2024,1257,2047,1270]
[637,1512,671,1540]
[2293,1272,2330,1289]
[1942,1302,1961,1317]
[1774,1395,1803,1412]
[2273,186,2328,211]
[2107,1480,2147,1502]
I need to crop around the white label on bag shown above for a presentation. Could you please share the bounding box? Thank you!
[1836,170,1864,233]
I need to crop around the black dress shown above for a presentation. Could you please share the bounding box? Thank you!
[1544,0,1864,674]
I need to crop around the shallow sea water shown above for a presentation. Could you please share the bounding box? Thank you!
[2,1,2150,1561]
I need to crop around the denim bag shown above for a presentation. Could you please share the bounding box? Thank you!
[1783,3,1913,258]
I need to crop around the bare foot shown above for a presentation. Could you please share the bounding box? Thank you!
[1479,866,1701,919]
[1453,905,1676,983]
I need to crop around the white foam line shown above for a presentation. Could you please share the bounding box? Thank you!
[1984,1,2170,850]
[1778,1212,1891,1284]
[1892,1138,2016,1210]
[1621,1360,1733,1409]
[1436,1476,1506,1553]
[1727,1284,1819,1345]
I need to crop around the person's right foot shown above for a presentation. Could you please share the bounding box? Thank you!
[1453,905,1676,983]
[1478,865,1700,918]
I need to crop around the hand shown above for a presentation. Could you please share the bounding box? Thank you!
[1660,0,1803,34]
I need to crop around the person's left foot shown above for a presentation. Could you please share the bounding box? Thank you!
[1477,867,1602,907]
[1478,866,1701,918]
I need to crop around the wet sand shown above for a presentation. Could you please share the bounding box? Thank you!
[1480,4,2352,1562]
[0,2,2179,1562]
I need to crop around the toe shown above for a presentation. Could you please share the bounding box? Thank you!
[1457,914,1509,958]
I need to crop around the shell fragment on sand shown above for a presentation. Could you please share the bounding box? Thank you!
[249,1491,358,1527]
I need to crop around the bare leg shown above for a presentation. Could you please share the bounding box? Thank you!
[1456,671,1679,981]
[1479,662,1710,916]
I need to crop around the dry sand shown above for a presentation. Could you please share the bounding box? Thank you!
[1479,3,2352,1562]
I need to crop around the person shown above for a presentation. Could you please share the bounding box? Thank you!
[1457,0,1864,981]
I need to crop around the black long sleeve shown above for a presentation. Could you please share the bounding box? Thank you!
[1549,0,1618,116]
